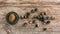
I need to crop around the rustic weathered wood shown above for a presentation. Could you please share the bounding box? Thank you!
[0,0,60,34]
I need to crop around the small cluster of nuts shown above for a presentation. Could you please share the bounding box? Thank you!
[21,8,55,29]
[6,8,55,31]
[6,8,55,27]
[32,12,55,25]
[20,8,38,19]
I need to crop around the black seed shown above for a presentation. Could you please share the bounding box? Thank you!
[23,15,29,19]
[43,28,47,31]
[46,21,50,24]
[23,15,26,19]
[40,12,43,15]
[32,20,35,24]
[30,8,37,13]
[20,16,23,19]
[44,12,46,15]
[39,16,45,22]
[35,24,38,27]
[26,12,30,16]
[40,12,46,15]
[35,16,45,22]
[23,12,30,19]
[34,8,38,11]
[6,11,19,25]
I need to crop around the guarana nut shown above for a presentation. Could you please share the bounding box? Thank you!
[9,13,15,22]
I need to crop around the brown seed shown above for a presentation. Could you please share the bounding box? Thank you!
[31,9,35,13]
[45,16,50,20]
[9,13,15,22]
[22,23,27,27]
[32,20,36,24]
[43,28,47,31]
[46,21,50,24]
[50,16,55,20]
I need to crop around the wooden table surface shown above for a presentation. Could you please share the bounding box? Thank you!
[0,0,60,34]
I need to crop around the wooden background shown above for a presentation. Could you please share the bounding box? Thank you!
[0,0,60,34]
